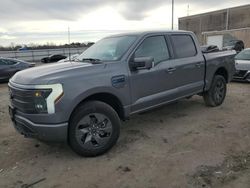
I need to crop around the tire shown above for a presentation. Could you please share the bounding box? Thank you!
[203,75,227,107]
[69,101,120,157]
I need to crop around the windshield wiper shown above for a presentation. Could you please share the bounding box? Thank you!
[81,58,102,64]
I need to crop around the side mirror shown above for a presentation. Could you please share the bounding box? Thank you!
[130,56,154,71]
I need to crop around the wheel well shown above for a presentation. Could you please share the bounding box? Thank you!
[215,67,228,82]
[70,93,125,121]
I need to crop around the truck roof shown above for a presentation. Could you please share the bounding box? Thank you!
[104,30,193,38]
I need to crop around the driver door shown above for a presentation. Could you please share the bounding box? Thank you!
[129,35,178,113]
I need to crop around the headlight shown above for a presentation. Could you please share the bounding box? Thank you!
[33,89,52,113]
[34,84,63,114]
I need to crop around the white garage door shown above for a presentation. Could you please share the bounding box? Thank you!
[207,35,223,50]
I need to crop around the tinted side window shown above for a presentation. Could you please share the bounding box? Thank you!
[0,59,6,65]
[171,35,197,58]
[4,59,17,65]
[135,36,169,64]
[52,55,60,59]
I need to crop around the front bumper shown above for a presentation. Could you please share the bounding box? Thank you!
[233,70,250,82]
[9,107,68,142]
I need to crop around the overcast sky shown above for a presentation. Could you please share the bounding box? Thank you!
[0,0,249,46]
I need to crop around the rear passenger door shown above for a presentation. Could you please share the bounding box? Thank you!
[168,34,205,97]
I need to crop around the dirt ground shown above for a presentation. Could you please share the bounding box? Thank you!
[0,82,249,188]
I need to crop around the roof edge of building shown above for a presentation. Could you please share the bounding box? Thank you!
[201,27,250,35]
[179,4,250,20]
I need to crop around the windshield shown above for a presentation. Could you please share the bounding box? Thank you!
[77,35,137,62]
[235,49,250,60]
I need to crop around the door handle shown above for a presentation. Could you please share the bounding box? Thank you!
[166,67,176,74]
[195,62,202,68]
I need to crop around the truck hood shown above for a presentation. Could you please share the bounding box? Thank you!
[11,61,96,85]
[235,60,250,71]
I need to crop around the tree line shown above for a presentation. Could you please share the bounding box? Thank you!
[0,42,94,51]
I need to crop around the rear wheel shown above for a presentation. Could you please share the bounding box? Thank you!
[203,75,227,107]
[69,101,120,157]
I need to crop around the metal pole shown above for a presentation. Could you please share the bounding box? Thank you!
[32,50,34,62]
[68,27,71,61]
[172,0,174,30]
[226,8,229,30]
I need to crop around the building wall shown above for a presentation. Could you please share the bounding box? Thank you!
[179,4,250,45]
[229,6,250,29]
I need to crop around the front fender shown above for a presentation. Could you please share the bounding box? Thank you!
[67,86,129,119]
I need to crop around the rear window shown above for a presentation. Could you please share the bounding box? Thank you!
[3,59,17,65]
[171,34,197,58]
[0,59,17,65]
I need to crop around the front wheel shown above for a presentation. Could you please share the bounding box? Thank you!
[69,101,120,157]
[203,75,227,107]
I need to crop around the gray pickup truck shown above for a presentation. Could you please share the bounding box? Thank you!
[8,31,236,156]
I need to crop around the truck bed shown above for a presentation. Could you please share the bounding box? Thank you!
[203,50,236,91]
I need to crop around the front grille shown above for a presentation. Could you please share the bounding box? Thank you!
[9,86,37,114]
[234,70,247,78]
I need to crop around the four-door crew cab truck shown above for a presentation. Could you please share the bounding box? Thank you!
[8,31,236,157]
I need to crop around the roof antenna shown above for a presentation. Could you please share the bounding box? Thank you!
[68,26,71,62]
[187,4,190,16]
